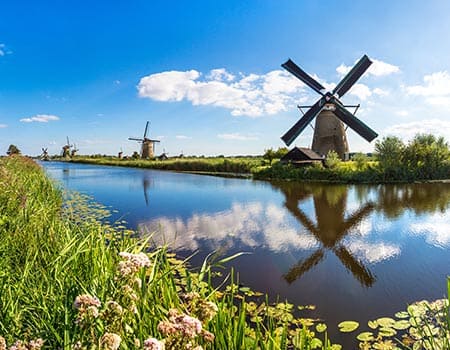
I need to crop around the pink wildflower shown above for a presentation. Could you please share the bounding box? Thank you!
[100,333,121,350]
[143,338,165,350]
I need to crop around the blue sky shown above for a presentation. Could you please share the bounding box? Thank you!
[1,1,450,156]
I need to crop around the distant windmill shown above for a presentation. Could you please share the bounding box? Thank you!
[71,143,79,157]
[40,147,49,161]
[118,147,123,159]
[62,137,72,158]
[281,55,378,159]
[128,121,160,159]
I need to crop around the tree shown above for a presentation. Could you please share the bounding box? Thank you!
[6,144,20,156]
[403,134,450,178]
[352,152,369,171]
[325,150,341,169]
[374,136,405,171]
[263,148,276,165]
[274,147,289,159]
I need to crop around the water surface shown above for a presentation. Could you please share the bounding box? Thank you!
[42,161,450,344]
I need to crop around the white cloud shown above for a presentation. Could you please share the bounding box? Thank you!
[0,44,4,56]
[114,80,121,85]
[349,83,372,100]
[406,71,450,107]
[217,133,259,141]
[336,58,400,77]
[0,124,7,128]
[384,119,450,141]
[373,87,388,96]
[395,110,409,117]
[20,114,60,123]
[137,68,306,117]
[176,135,191,139]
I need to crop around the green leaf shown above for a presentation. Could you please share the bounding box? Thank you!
[368,320,378,329]
[316,323,327,333]
[338,320,359,333]
[393,320,410,330]
[394,311,409,319]
[379,327,397,337]
[357,332,374,342]
[311,338,323,349]
[376,317,395,328]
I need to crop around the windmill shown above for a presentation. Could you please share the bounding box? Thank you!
[71,143,79,157]
[128,121,160,159]
[281,55,378,159]
[272,182,376,287]
[40,148,49,161]
[62,137,72,158]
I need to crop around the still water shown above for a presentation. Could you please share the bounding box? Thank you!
[42,161,450,343]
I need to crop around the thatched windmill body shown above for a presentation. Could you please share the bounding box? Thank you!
[62,137,72,158]
[281,55,378,159]
[40,148,49,161]
[129,121,160,159]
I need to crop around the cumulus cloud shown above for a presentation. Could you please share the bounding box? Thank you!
[395,110,409,117]
[20,114,60,123]
[348,83,372,100]
[0,124,7,128]
[373,87,388,96]
[217,133,259,141]
[175,135,191,139]
[384,119,450,141]
[406,71,450,106]
[0,44,4,56]
[337,58,400,77]
[137,68,306,117]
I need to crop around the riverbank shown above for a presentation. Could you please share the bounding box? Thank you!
[54,155,450,184]
[2,155,448,349]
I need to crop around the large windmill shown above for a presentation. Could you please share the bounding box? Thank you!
[281,55,378,159]
[129,121,160,159]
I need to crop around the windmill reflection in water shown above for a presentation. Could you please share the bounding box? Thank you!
[272,182,376,287]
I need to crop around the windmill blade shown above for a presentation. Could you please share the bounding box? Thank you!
[283,249,325,284]
[285,200,320,237]
[282,59,325,95]
[333,245,375,287]
[143,121,149,139]
[332,102,378,142]
[281,98,325,146]
[129,137,144,141]
[333,55,372,98]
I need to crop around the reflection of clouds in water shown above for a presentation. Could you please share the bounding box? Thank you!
[139,202,318,252]
[410,213,450,248]
[345,239,401,263]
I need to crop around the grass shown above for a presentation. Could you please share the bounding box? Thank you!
[0,155,449,349]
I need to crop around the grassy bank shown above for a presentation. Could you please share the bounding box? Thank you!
[1,155,449,349]
[61,156,261,176]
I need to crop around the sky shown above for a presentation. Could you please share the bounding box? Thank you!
[1,1,450,156]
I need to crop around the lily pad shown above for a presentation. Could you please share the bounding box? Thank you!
[357,331,374,342]
[338,320,359,333]
[316,323,327,333]
[310,338,323,349]
[376,317,395,327]
[379,327,397,337]
[393,320,411,330]
[368,320,378,329]
[394,311,409,319]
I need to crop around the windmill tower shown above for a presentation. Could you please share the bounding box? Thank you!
[118,147,123,159]
[281,55,378,159]
[71,143,79,157]
[128,121,160,159]
[62,137,72,158]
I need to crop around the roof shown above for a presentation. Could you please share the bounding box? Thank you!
[281,147,323,162]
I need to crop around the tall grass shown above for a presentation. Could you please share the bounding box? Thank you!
[1,155,448,349]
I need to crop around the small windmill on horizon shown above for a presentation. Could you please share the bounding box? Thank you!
[129,121,160,159]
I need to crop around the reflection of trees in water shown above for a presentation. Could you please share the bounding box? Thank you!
[376,183,450,218]
[270,181,376,287]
